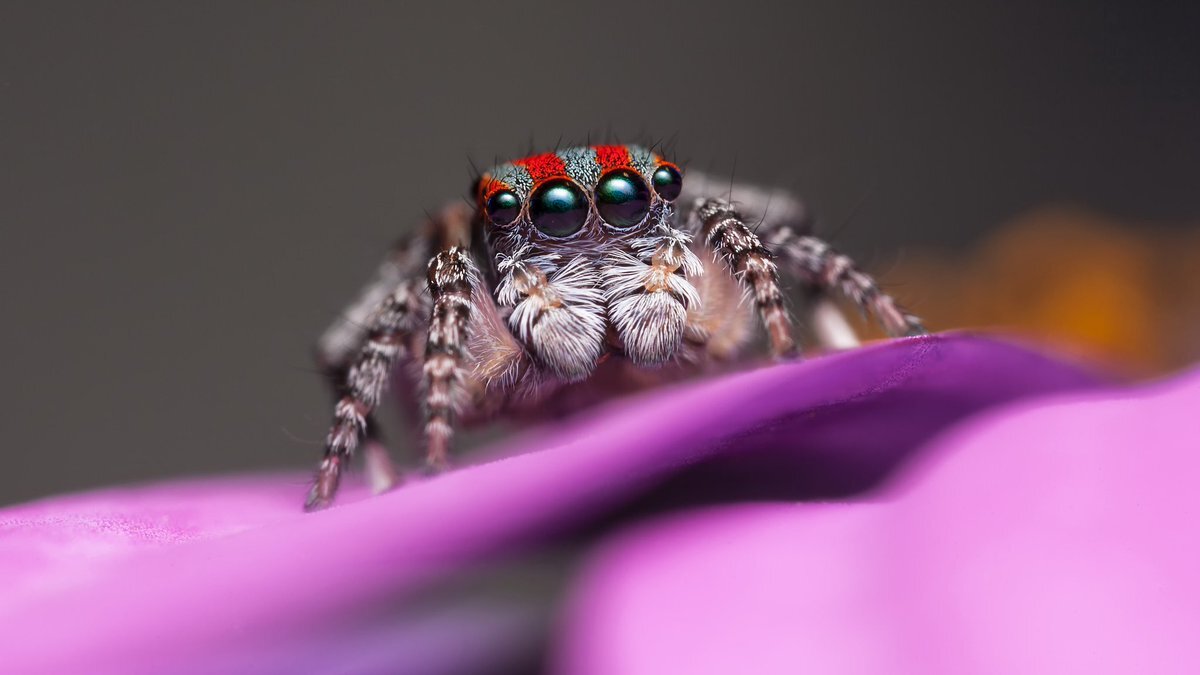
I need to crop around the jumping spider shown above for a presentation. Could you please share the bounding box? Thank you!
[307,144,924,510]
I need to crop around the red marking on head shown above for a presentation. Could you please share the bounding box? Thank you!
[594,145,633,172]
[516,153,568,184]
[478,177,511,206]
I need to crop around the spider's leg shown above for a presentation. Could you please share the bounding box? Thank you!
[320,366,401,495]
[312,233,433,496]
[422,245,482,471]
[763,225,926,338]
[306,277,423,511]
[693,198,797,357]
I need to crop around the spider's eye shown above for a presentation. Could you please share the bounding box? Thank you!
[651,165,683,202]
[485,190,521,226]
[595,169,651,228]
[530,179,589,238]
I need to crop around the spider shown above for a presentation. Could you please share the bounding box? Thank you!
[306,144,925,510]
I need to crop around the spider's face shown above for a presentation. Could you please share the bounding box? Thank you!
[476,145,683,246]
[475,144,690,380]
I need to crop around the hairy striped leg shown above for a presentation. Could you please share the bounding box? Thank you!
[321,367,400,495]
[763,226,926,338]
[422,246,481,471]
[694,198,798,357]
[306,279,423,511]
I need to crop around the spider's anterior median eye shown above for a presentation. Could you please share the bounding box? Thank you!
[530,179,589,237]
[595,169,651,228]
[651,165,683,202]
[485,190,521,226]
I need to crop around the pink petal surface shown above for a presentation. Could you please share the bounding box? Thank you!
[0,335,1105,674]
[554,363,1200,674]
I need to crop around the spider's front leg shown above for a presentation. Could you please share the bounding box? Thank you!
[421,246,481,471]
[693,198,798,357]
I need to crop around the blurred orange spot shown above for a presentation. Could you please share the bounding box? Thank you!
[878,205,1200,375]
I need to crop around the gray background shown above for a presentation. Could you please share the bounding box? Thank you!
[2,1,1197,506]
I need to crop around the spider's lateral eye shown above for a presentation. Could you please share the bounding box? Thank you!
[595,169,651,229]
[652,165,683,202]
[485,190,521,226]
[530,179,588,238]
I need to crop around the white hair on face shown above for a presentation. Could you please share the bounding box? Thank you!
[628,223,705,279]
[498,248,606,382]
[608,289,688,365]
[602,218,704,366]
[601,251,702,309]
[495,244,559,306]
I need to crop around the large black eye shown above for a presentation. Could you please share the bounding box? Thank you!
[530,179,589,237]
[652,165,683,201]
[485,190,521,226]
[595,169,651,228]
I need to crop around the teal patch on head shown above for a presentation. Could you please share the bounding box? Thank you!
[626,145,656,180]
[487,163,534,200]
[557,147,601,188]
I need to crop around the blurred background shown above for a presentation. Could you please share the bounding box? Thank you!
[2,1,1198,505]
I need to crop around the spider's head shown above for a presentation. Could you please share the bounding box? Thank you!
[475,145,683,246]
[476,145,691,379]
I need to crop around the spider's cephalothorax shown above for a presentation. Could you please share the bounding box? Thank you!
[306,144,925,510]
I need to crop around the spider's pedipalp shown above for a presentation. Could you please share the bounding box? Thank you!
[602,206,704,365]
[498,249,607,381]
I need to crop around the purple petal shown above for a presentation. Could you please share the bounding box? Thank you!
[0,335,1103,674]
[553,363,1200,674]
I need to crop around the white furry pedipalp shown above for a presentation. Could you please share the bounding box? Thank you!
[602,239,702,366]
[499,251,607,381]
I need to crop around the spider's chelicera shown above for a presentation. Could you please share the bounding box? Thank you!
[307,144,925,510]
